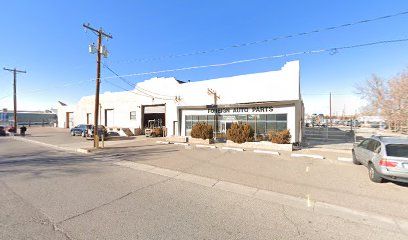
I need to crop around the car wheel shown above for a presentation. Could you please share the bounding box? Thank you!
[81,131,86,137]
[70,131,75,136]
[352,150,361,165]
[368,163,383,183]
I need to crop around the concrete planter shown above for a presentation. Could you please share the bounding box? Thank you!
[166,136,188,143]
[226,140,293,151]
[188,137,214,145]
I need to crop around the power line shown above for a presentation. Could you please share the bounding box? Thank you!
[100,37,408,81]
[109,10,408,64]
[4,37,407,102]
[102,63,175,100]
[0,94,11,101]
[103,78,175,100]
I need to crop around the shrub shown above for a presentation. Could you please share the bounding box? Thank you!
[226,123,254,144]
[134,128,143,136]
[191,122,213,140]
[268,129,291,144]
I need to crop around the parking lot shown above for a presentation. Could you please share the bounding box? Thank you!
[7,126,408,221]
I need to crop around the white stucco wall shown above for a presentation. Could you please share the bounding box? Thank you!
[57,60,302,140]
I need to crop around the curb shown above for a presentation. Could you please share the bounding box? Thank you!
[156,141,170,144]
[291,153,325,159]
[337,157,352,162]
[196,144,216,149]
[114,160,408,235]
[253,149,280,155]
[173,142,189,146]
[221,147,245,152]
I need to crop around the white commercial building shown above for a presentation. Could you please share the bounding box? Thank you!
[58,60,304,143]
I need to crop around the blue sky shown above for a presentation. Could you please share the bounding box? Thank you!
[1,0,408,115]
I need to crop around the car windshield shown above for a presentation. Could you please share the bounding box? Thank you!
[386,144,408,157]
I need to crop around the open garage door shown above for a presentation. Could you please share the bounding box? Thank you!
[142,105,165,129]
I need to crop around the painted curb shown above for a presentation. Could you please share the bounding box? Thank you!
[337,157,353,162]
[156,141,170,144]
[221,147,245,152]
[76,148,91,154]
[253,149,280,155]
[196,144,216,149]
[173,142,189,146]
[291,153,325,159]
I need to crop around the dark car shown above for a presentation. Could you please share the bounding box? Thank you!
[86,125,108,140]
[70,124,92,137]
[0,126,6,136]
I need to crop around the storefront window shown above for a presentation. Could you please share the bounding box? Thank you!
[237,115,247,122]
[184,113,287,136]
[266,114,287,132]
[276,114,287,121]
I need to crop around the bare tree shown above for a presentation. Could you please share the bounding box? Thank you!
[385,71,408,130]
[356,71,408,132]
[355,74,387,116]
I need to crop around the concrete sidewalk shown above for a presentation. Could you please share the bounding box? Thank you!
[13,126,150,153]
[13,127,352,161]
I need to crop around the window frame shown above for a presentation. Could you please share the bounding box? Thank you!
[129,111,137,120]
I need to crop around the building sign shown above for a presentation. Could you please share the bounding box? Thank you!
[207,106,274,114]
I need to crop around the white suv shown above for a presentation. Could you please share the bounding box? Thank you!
[352,136,408,183]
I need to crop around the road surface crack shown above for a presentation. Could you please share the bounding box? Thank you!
[0,180,74,240]
[281,205,302,237]
[58,177,172,224]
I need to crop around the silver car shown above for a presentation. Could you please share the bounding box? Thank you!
[352,136,408,183]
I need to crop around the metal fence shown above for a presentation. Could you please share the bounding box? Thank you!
[303,127,356,145]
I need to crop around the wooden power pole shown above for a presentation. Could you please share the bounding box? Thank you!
[329,92,332,127]
[3,67,26,132]
[207,88,220,140]
[83,23,112,148]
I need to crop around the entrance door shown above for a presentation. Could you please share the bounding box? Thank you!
[105,109,114,127]
[173,121,179,136]
[222,121,233,134]
[86,113,92,124]
[65,112,74,128]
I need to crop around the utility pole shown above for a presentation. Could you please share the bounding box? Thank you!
[207,88,220,140]
[83,23,112,148]
[329,92,332,127]
[3,67,26,133]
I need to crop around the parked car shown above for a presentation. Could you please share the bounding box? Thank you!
[352,136,408,183]
[0,126,6,136]
[86,125,108,140]
[70,124,91,137]
[346,120,361,127]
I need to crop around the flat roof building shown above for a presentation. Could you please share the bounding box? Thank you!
[58,60,304,143]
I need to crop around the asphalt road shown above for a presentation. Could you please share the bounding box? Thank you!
[93,139,408,220]
[1,137,407,239]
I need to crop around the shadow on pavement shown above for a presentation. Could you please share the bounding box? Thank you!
[0,152,106,179]
[93,144,181,161]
